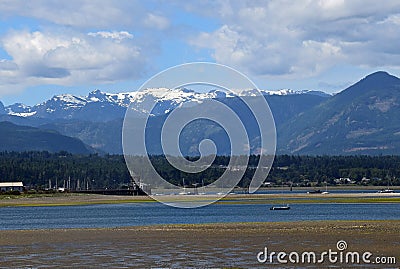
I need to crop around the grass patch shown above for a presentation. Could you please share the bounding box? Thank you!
[218,197,400,204]
[1,193,400,207]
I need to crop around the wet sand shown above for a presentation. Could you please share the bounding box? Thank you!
[1,221,399,268]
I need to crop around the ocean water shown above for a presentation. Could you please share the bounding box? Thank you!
[1,202,399,230]
[1,202,399,268]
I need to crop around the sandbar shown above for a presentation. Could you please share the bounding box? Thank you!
[0,220,399,268]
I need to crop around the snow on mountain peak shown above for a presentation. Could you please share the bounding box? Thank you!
[3,87,330,120]
[262,89,297,95]
[51,94,87,106]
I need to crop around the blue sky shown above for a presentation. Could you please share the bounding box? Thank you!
[1,0,400,105]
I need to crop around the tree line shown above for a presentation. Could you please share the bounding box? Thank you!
[0,151,130,190]
[0,151,399,190]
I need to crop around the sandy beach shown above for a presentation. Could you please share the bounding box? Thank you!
[0,221,399,268]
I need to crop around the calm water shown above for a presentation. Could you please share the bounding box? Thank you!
[1,203,399,268]
[1,202,399,230]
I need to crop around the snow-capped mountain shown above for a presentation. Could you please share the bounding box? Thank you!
[2,71,399,156]
[0,86,332,154]
[3,88,330,122]
[5,103,36,117]
[4,90,134,122]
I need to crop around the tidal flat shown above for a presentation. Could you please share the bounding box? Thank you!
[0,220,399,268]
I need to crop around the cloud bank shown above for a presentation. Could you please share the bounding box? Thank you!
[189,0,400,78]
[1,0,400,96]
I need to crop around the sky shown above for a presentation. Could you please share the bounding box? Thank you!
[1,0,400,105]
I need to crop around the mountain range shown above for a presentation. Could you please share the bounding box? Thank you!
[0,88,329,121]
[0,71,399,155]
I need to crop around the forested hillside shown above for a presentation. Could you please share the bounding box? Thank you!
[0,152,399,190]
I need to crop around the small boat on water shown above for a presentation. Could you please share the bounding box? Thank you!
[307,189,322,194]
[377,178,395,193]
[179,178,191,195]
[270,182,291,211]
[321,182,329,194]
[378,188,394,193]
[270,205,291,210]
[178,191,192,195]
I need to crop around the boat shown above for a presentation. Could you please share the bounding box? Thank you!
[197,179,206,195]
[321,182,329,194]
[178,178,190,195]
[377,177,395,193]
[378,188,394,193]
[270,205,291,210]
[270,182,291,211]
[178,190,191,195]
[307,189,322,194]
[308,184,329,194]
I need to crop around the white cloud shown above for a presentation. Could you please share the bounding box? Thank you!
[144,13,170,30]
[0,59,18,71]
[381,14,400,25]
[189,0,400,78]
[2,0,400,98]
[0,1,171,30]
[0,29,146,91]
[0,0,141,28]
[0,1,174,96]
[88,31,133,41]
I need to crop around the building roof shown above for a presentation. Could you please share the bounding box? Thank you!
[0,182,24,187]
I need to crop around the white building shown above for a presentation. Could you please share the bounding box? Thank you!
[0,182,24,192]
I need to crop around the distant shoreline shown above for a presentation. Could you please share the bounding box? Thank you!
[1,190,400,207]
[260,185,400,190]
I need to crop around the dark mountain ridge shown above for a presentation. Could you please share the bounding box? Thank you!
[0,121,93,154]
[278,71,400,155]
